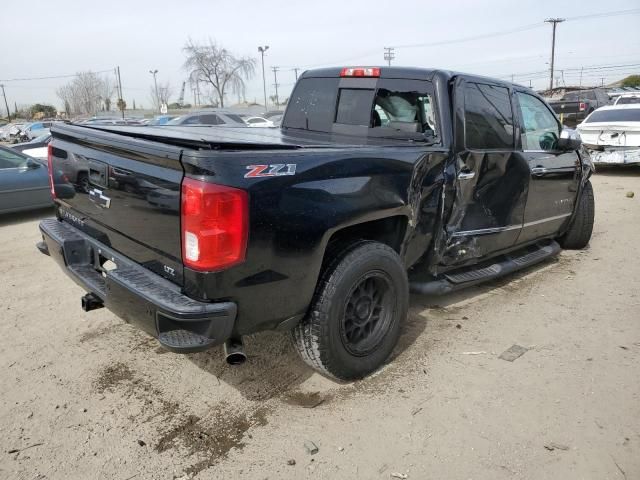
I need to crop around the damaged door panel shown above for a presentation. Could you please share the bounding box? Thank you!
[440,79,528,266]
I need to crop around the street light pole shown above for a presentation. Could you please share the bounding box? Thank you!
[258,46,269,113]
[149,69,159,113]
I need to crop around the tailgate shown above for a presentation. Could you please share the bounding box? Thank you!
[50,124,185,285]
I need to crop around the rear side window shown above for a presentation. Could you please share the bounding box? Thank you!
[335,89,374,125]
[283,77,339,132]
[616,97,640,105]
[199,114,222,125]
[464,83,514,149]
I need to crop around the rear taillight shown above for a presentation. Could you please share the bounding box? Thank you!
[47,144,56,199]
[340,67,380,77]
[181,177,248,271]
[579,102,587,112]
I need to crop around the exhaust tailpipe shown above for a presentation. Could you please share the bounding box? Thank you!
[81,293,104,312]
[224,337,246,365]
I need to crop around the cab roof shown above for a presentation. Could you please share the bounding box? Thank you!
[299,66,528,91]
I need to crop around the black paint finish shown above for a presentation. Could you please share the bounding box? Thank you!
[45,67,593,341]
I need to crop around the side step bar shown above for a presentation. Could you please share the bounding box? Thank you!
[409,241,561,296]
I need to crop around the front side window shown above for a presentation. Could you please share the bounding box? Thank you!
[183,115,203,125]
[516,92,560,151]
[464,83,514,149]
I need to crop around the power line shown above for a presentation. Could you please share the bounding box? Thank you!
[565,8,640,22]
[281,8,640,70]
[0,69,114,82]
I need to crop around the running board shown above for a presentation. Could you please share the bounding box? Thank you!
[409,241,561,296]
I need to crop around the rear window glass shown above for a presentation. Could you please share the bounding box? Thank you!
[585,108,640,123]
[616,97,640,105]
[464,82,514,149]
[335,89,374,125]
[283,77,339,132]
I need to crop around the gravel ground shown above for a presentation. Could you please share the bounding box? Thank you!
[1,169,638,480]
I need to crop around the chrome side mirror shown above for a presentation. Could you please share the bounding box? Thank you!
[557,128,582,151]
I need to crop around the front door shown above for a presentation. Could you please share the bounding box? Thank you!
[513,91,580,244]
[441,79,529,266]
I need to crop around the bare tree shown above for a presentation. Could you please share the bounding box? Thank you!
[99,76,115,111]
[183,39,255,108]
[56,71,113,116]
[149,81,174,110]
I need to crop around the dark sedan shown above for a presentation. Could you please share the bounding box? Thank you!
[0,145,53,214]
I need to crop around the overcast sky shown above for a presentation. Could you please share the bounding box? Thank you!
[1,0,639,111]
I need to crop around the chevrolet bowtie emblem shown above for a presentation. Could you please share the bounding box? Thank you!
[88,188,111,208]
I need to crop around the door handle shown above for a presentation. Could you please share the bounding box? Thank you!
[457,170,476,180]
[531,167,548,176]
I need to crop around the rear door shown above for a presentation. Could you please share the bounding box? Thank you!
[513,91,580,243]
[442,78,528,265]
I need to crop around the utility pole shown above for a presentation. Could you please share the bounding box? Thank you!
[511,74,514,83]
[149,69,159,112]
[579,66,583,87]
[383,47,395,66]
[258,45,269,112]
[116,66,124,119]
[271,66,280,108]
[529,79,532,88]
[601,77,605,87]
[0,84,10,121]
[293,68,300,81]
[545,18,565,91]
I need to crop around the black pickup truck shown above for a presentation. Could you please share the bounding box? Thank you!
[38,67,594,380]
[548,88,610,127]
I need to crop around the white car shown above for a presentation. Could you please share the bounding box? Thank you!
[614,92,640,105]
[244,116,275,128]
[578,104,640,165]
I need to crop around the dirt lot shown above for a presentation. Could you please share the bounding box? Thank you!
[1,170,639,480]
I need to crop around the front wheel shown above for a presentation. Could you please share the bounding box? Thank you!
[292,241,409,380]
[559,180,595,249]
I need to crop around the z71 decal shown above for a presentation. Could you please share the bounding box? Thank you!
[245,164,296,178]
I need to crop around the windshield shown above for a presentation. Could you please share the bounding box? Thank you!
[166,116,185,125]
[585,108,640,123]
[31,134,51,143]
[224,114,246,124]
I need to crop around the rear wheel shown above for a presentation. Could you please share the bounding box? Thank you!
[292,241,409,380]
[559,180,595,249]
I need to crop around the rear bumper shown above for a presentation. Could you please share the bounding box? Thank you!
[38,218,236,353]
[588,148,640,165]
